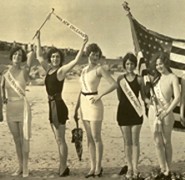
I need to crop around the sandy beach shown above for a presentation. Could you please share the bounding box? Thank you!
[0,74,185,180]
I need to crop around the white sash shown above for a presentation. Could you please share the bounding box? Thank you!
[154,81,168,107]
[4,70,31,141]
[120,77,142,117]
[81,67,91,93]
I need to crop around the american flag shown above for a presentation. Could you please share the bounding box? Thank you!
[126,11,185,130]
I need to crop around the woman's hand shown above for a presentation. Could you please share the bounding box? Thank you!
[180,116,185,127]
[145,98,151,107]
[157,109,168,120]
[83,35,88,45]
[35,30,40,40]
[90,95,101,104]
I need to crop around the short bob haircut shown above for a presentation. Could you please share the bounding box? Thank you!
[122,52,137,69]
[86,43,102,58]
[47,47,65,66]
[9,47,27,62]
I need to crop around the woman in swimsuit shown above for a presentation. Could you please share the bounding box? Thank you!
[145,52,180,178]
[74,43,118,178]
[36,31,88,177]
[116,52,145,179]
[1,47,35,177]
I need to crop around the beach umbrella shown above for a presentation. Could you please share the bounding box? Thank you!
[71,118,83,161]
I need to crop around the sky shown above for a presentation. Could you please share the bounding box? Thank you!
[0,0,185,59]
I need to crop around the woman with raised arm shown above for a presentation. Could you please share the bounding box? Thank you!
[116,52,145,179]
[145,52,180,179]
[74,43,118,178]
[1,47,35,178]
[36,31,88,177]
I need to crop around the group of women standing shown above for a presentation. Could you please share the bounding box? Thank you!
[0,30,184,179]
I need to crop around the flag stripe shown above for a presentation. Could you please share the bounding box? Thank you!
[170,60,185,70]
[171,46,185,56]
[170,52,185,64]
[172,41,185,49]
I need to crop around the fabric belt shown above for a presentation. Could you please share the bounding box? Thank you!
[81,91,98,96]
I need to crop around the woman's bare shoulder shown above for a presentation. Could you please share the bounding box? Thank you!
[117,74,125,82]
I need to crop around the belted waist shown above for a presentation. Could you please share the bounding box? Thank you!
[48,93,62,101]
[81,91,98,96]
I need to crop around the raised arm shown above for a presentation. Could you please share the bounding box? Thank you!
[57,36,88,81]
[23,50,36,81]
[36,31,49,71]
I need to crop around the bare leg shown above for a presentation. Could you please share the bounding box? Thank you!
[131,125,142,176]
[7,122,23,175]
[51,124,68,174]
[19,122,30,177]
[120,126,133,176]
[162,115,174,174]
[82,120,96,175]
[90,121,103,175]
[153,131,167,172]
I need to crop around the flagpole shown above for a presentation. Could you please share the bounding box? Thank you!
[123,2,162,132]
[122,2,140,54]
[32,8,55,40]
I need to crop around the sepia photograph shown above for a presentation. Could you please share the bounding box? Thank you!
[0,1,185,179]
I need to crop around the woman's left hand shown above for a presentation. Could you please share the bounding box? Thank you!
[157,109,167,120]
[90,95,101,104]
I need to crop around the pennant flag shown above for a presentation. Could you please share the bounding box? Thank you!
[123,3,185,131]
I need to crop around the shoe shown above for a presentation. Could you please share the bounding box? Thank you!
[95,168,103,177]
[154,172,165,180]
[118,165,128,175]
[85,173,95,178]
[22,172,29,178]
[59,167,70,177]
[126,169,133,179]
[11,169,22,176]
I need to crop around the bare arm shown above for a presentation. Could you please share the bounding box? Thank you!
[0,78,3,122]
[116,75,124,101]
[36,31,49,71]
[166,75,180,114]
[180,78,185,126]
[159,74,180,120]
[97,66,118,99]
[23,50,36,81]
[57,36,88,81]
[137,75,145,101]
[74,92,81,122]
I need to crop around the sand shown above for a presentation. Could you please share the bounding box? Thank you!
[0,74,185,180]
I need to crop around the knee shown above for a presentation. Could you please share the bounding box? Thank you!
[13,135,22,144]
[124,139,132,146]
[163,138,171,147]
[132,140,140,147]
[154,138,163,148]
[92,135,102,143]
[56,137,65,145]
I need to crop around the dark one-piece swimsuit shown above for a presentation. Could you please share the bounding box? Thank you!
[117,75,143,126]
[45,69,68,128]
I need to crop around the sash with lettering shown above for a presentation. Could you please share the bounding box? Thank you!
[120,77,142,117]
[4,70,31,146]
[154,81,168,107]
